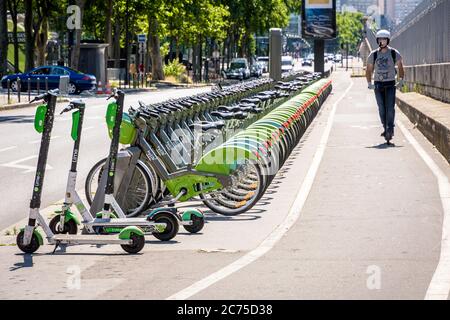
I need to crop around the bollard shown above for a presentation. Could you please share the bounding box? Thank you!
[119,73,121,89]
[28,78,31,102]
[37,77,40,95]
[45,77,48,92]
[17,78,21,103]
[7,79,10,104]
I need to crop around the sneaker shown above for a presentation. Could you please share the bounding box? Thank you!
[380,131,385,137]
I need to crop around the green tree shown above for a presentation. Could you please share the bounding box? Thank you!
[7,0,21,73]
[220,0,292,60]
[0,0,8,76]
[336,11,364,54]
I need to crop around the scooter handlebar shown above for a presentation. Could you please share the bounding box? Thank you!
[29,89,60,103]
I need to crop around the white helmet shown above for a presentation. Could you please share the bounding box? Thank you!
[376,29,391,45]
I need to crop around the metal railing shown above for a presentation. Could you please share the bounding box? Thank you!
[392,0,445,37]
[390,0,449,65]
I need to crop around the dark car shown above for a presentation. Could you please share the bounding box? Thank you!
[302,58,313,66]
[1,66,96,94]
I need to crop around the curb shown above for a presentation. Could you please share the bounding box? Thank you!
[152,81,212,89]
[0,98,71,111]
[396,92,450,164]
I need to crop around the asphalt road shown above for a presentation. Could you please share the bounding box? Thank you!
[0,69,448,300]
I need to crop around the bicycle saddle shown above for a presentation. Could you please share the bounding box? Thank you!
[217,105,241,113]
[211,111,234,120]
[189,120,225,131]
[240,98,260,104]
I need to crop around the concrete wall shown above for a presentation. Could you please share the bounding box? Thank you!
[403,63,450,103]
[396,92,450,164]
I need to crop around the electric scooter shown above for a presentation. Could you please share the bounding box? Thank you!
[49,91,200,241]
[16,90,146,254]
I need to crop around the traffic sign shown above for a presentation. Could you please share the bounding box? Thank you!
[137,34,147,43]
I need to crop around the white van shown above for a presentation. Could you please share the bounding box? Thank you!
[281,56,294,72]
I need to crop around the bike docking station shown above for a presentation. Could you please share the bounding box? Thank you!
[16,70,333,256]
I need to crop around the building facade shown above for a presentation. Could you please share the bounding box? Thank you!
[337,0,377,14]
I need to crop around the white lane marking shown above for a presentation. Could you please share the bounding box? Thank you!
[397,120,450,300]
[166,80,354,300]
[29,136,60,144]
[0,146,17,153]
[1,155,53,173]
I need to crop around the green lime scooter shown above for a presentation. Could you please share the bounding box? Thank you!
[49,90,202,241]
[16,90,146,254]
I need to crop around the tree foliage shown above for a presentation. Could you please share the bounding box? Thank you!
[336,11,364,53]
[6,0,299,78]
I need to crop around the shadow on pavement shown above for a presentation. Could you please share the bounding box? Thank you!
[205,214,262,222]
[0,115,34,123]
[366,143,404,149]
[10,253,34,271]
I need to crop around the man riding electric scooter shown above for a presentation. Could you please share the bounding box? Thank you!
[366,29,405,144]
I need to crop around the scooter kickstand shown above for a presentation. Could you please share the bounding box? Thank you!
[52,241,61,254]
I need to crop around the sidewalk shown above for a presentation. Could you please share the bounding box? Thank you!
[396,91,450,164]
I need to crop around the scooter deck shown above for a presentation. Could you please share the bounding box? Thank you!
[52,234,132,245]
[84,218,166,227]
[83,218,167,234]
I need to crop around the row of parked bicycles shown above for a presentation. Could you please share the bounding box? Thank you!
[17,71,332,254]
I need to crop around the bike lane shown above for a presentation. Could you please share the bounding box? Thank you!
[172,69,450,300]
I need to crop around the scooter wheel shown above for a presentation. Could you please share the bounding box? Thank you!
[183,215,205,234]
[121,234,145,254]
[16,230,40,254]
[152,212,179,241]
[49,216,78,235]
[385,132,392,145]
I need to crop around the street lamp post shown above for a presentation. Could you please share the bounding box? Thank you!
[125,0,129,85]
[346,42,349,71]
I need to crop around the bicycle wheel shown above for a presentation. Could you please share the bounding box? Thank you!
[200,161,266,216]
[85,158,152,217]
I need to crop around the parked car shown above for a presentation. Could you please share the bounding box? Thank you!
[1,66,97,95]
[302,58,313,66]
[281,56,294,73]
[256,56,269,73]
[334,54,342,63]
[250,63,263,78]
[225,58,251,80]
